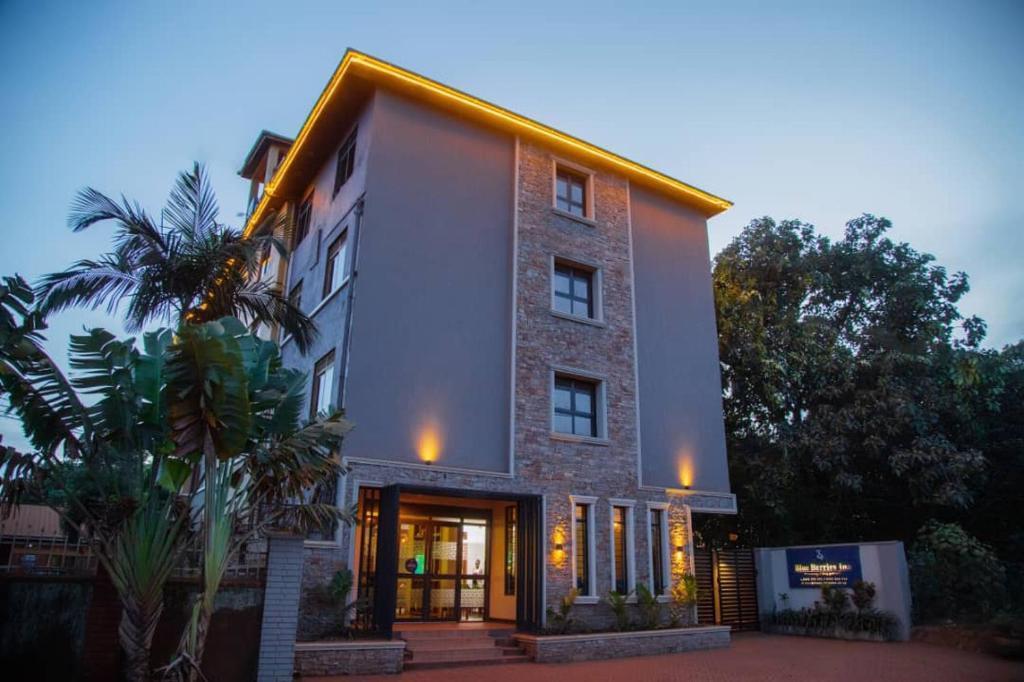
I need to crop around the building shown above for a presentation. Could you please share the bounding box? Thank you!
[239,50,734,638]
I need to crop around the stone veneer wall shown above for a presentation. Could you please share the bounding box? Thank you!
[514,625,730,663]
[297,544,348,640]
[301,137,702,633]
[293,641,405,676]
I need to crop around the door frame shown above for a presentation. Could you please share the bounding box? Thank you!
[369,484,543,638]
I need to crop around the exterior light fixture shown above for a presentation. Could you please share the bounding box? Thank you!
[683,484,691,490]
[554,543,564,552]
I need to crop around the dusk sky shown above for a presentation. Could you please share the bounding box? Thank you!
[1,1,1021,449]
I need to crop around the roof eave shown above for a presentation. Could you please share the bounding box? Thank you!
[244,50,731,235]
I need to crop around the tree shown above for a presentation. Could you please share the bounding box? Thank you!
[1,279,351,680]
[711,215,989,547]
[34,163,316,352]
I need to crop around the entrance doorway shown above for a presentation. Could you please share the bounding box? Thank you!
[394,505,489,622]
[357,485,544,638]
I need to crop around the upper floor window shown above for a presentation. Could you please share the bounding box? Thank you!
[556,166,588,217]
[554,375,598,437]
[323,231,349,298]
[310,350,336,419]
[288,279,303,311]
[295,196,312,247]
[333,129,357,197]
[554,262,594,319]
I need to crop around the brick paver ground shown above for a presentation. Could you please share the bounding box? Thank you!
[307,632,1024,682]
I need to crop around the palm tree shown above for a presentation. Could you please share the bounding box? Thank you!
[1,281,350,681]
[34,163,316,352]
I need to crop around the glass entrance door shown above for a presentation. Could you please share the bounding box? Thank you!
[396,519,462,621]
[394,509,490,622]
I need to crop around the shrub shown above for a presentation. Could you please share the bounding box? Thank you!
[821,584,849,614]
[908,521,1006,622]
[606,591,631,631]
[546,588,578,634]
[851,580,877,612]
[635,583,661,629]
[764,607,899,641]
[669,573,699,626]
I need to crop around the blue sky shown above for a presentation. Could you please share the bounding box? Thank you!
[1,1,1022,447]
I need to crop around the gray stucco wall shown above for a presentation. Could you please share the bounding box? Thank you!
[629,186,730,492]
[341,89,514,471]
[280,99,374,411]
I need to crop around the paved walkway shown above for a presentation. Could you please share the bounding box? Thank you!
[308,632,1024,682]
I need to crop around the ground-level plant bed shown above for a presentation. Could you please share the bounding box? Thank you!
[512,625,730,663]
[294,639,406,676]
[762,607,901,642]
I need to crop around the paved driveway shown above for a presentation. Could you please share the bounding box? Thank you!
[312,632,1024,682]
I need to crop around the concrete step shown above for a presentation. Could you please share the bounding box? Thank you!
[409,647,507,663]
[405,638,501,652]
[404,653,530,670]
[399,628,514,640]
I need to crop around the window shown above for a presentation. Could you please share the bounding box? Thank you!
[288,280,303,311]
[323,232,349,298]
[310,350,335,419]
[295,196,312,247]
[647,501,671,593]
[504,506,517,596]
[333,129,357,196]
[610,501,636,596]
[612,506,628,594]
[553,262,594,318]
[573,499,598,593]
[554,376,598,437]
[556,166,587,217]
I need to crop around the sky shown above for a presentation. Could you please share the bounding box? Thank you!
[0,0,1022,448]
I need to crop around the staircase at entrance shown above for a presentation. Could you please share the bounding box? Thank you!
[397,623,529,669]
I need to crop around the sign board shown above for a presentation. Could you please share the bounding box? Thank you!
[786,545,862,588]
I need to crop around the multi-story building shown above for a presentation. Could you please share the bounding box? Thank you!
[239,50,734,638]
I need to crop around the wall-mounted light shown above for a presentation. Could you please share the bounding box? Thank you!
[683,484,691,490]
[551,526,567,566]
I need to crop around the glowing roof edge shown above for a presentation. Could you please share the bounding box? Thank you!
[243,50,731,236]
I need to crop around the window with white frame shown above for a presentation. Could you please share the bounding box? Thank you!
[323,231,349,298]
[310,350,335,419]
[571,495,597,601]
[610,500,636,596]
[647,503,671,596]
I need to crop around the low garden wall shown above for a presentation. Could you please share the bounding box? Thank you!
[763,623,888,642]
[294,640,406,676]
[512,625,730,663]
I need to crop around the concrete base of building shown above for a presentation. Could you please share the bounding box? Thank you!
[293,640,406,676]
[512,625,731,663]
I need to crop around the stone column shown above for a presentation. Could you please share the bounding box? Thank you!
[256,533,305,682]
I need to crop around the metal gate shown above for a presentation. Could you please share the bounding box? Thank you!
[693,546,759,631]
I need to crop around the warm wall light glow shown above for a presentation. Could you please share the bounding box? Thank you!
[550,525,567,567]
[416,424,442,464]
[677,458,694,490]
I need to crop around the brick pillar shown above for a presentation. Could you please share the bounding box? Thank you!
[256,533,305,682]
[80,564,122,681]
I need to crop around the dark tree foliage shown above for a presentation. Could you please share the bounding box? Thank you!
[710,215,1021,568]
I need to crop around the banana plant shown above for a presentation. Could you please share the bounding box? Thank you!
[157,317,353,682]
[1,275,184,682]
[2,285,352,682]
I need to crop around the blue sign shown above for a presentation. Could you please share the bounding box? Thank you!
[786,546,862,588]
